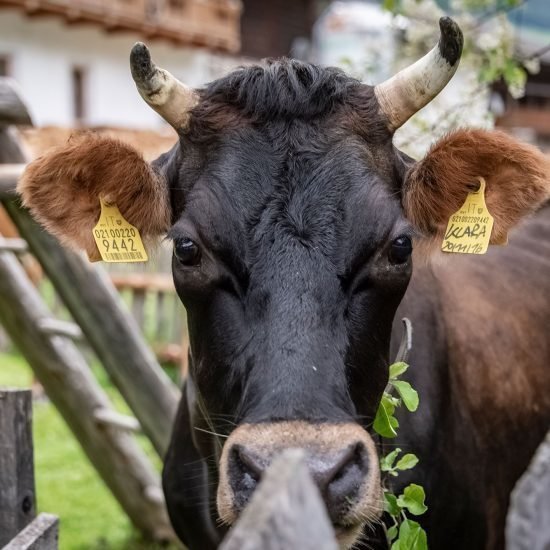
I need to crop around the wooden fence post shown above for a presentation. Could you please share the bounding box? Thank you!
[0,389,36,546]
[0,389,60,549]
[506,429,550,550]
[220,450,338,550]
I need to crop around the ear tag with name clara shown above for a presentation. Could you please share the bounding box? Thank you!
[441,177,494,255]
[92,199,148,263]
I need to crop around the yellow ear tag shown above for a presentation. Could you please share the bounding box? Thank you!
[441,177,494,255]
[92,199,148,263]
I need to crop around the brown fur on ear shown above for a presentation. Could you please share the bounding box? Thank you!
[403,129,550,248]
[17,134,170,261]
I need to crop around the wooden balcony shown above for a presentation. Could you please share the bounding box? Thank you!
[0,0,242,53]
[496,107,550,138]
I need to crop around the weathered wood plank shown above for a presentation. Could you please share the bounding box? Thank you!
[0,236,28,252]
[0,249,173,541]
[0,164,24,197]
[506,429,550,550]
[94,408,141,433]
[156,290,167,342]
[3,513,59,550]
[131,288,146,331]
[0,78,32,127]
[37,318,83,340]
[0,389,36,546]
[110,272,175,293]
[220,450,338,550]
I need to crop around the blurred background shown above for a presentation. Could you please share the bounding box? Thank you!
[0,0,548,548]
[0,0,549,147]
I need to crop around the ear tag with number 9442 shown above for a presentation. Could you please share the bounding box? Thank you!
[92,199,148,263]
[441,177,495,255]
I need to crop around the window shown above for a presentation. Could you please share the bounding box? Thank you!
[71,66,86,123]
[0,55,11,77]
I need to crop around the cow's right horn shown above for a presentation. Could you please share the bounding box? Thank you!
[374,17,463,132]
[130,42,198,130]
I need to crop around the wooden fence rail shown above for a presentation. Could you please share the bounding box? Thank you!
[0,389,59,549]
[3,513,59,550]
[110,271,189,372]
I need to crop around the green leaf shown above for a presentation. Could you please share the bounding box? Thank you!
[384,492,401,516]
[395,453,419,471]
[387,524,398,543]
[396,484,428,516]
[389,362,409,379]
[382,393,396,414]
[380,448,401,471]
[392,380,419,412]
[394,519,428,550]
[374,396,398,438]
[386,394,401,408]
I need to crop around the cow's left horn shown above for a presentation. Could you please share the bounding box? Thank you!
[130,42,198,130]
[374,17,463,132]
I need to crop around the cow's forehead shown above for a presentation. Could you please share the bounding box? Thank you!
[170,125,408,275]
[165,58,410,272]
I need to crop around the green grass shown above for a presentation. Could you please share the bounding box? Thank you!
[0,350,178,550]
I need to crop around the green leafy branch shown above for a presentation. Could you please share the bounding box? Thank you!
[374,361,427,549]
[374,362,419,438]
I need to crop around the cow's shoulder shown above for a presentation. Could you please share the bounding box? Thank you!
[397,203,550,446]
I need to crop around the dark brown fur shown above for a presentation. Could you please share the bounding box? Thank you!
[396,206,550,549]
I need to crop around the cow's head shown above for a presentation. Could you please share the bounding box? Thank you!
[18,17,550,548]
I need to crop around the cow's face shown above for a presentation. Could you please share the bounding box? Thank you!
[19,17,550,550]
[166,89,412,538]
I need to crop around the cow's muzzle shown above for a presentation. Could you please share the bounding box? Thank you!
[217,421,382,548]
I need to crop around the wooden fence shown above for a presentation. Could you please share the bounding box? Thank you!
[0,389,59,550]
[0,78,178,541]
[506,430,550,550]
[107,254,189,375]
[0,241,189,373]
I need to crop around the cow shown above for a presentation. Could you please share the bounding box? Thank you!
[17,17,550,550]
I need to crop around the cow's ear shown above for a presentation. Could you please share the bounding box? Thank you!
[402,129,550,247]
[18,134,171,261]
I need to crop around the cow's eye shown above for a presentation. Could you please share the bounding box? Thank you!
[174,238,201,266]
[388,235,412,265]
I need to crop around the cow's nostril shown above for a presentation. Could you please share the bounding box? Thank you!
[234,445,264,481]
[228,444,266,511]
[316,442,369,522]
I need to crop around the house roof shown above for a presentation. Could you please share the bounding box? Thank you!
[0,0,242,53]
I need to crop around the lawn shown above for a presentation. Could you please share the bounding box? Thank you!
[0,350,179,550]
